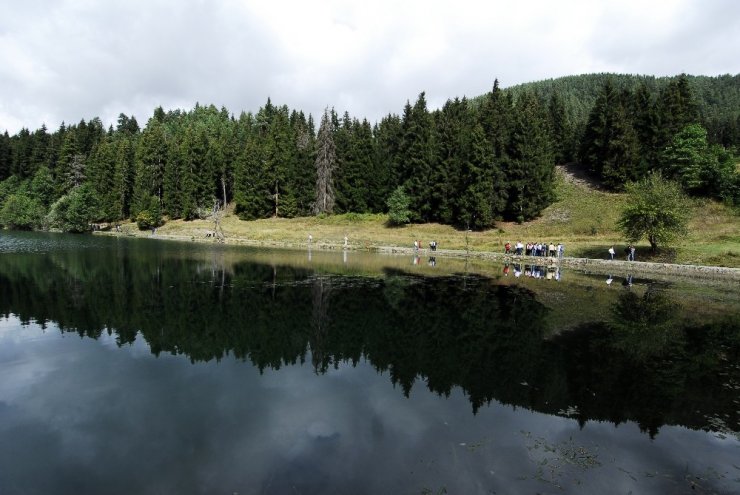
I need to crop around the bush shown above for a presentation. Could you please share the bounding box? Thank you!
[136,210,157,230]
[136,195,163,230]
[0,193,45,230]
[45,185,100,233]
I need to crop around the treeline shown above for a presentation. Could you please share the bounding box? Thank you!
[1,73,738,233]
[0,84,555,231]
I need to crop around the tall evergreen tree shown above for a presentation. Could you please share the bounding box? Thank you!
[314,108,337,215]
[457,123,497,229]
[132,119,168,217]
[579,80,642,188]
[631,83,661,174]
[548,90,574,164]
[505,92,555,221]
[373,114,402,209]
[0,131,11,181]
[399,92,435,222]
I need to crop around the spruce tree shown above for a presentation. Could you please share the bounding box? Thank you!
[400,92,435,222]
[132,120,168,218]
[0,132,13,181]
[505,92,555,221]
[314,108,337,215]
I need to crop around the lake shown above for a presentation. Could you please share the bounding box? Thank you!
[0,231,738,494]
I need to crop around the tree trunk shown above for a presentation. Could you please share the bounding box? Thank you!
[649,235,658,252]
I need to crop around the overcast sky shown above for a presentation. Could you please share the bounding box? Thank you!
[1,0,738,134]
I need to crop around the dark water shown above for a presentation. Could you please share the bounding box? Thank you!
[0,231,738,495]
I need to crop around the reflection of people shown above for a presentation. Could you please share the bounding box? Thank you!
[503,264,510,276]
[606,274,613,285]
[428,257,436,267]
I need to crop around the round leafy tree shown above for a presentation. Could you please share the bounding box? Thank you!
[617,172,690,252]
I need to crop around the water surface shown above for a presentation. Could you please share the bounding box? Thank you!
[0,231,738,494]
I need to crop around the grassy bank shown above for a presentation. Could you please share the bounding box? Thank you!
[110,168,740,268]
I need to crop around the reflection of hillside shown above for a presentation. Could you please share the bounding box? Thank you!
[0,247,738,438]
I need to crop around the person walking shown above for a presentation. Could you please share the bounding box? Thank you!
[608,246,615,260]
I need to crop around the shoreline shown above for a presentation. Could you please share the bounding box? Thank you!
[95,230,740,282]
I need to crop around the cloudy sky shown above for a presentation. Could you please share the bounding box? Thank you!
[1,0,738,134]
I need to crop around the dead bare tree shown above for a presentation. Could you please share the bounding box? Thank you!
[313,108,336,215]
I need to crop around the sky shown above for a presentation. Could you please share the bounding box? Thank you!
[1,0,738,134]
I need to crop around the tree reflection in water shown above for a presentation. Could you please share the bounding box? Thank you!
[0,243,738,439]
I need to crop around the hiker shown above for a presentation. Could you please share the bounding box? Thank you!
[630,245,636,262]
[504,242,511,254]
[608,246,615,260]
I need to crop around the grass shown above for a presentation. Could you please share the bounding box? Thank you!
[117,168,740,267]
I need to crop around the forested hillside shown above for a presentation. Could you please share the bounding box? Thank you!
[494,73,740,147]
[1,73,738,234]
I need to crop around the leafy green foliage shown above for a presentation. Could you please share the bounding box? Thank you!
[0,192,45,230]
[618,173,691,251]
[135,195,162,230]
[47,184,101,233]
[386,186,411,225]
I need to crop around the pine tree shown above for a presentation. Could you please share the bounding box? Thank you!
[505,92,555,221]
[132,119,168,218]
[400,92,435,222]
[373,114,402,210]
[548,90,574,164]
[314,108,337,215]
[87,136,117,219]
[431,98,466,224]
[458,123,496,229]
[0,131,12,181]
[291,111,317,216]
[579,81,641,188]
[661,123,714,193]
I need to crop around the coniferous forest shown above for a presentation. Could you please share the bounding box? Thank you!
[1,73,738,233]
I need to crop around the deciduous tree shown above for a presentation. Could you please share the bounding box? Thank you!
[618,172,690,252]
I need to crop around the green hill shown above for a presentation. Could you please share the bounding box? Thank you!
[472,73,740,146]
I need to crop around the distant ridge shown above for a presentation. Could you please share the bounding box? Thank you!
[472,73,740,139]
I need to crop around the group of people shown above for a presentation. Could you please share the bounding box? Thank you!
[503,263,562,281]
[413,240,439,252]
[505,241,564,259]
[608,244,636,261]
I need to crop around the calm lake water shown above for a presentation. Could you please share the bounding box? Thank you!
[0,231,738,495]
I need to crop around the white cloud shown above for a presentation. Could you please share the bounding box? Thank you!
[0,0,738,134]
